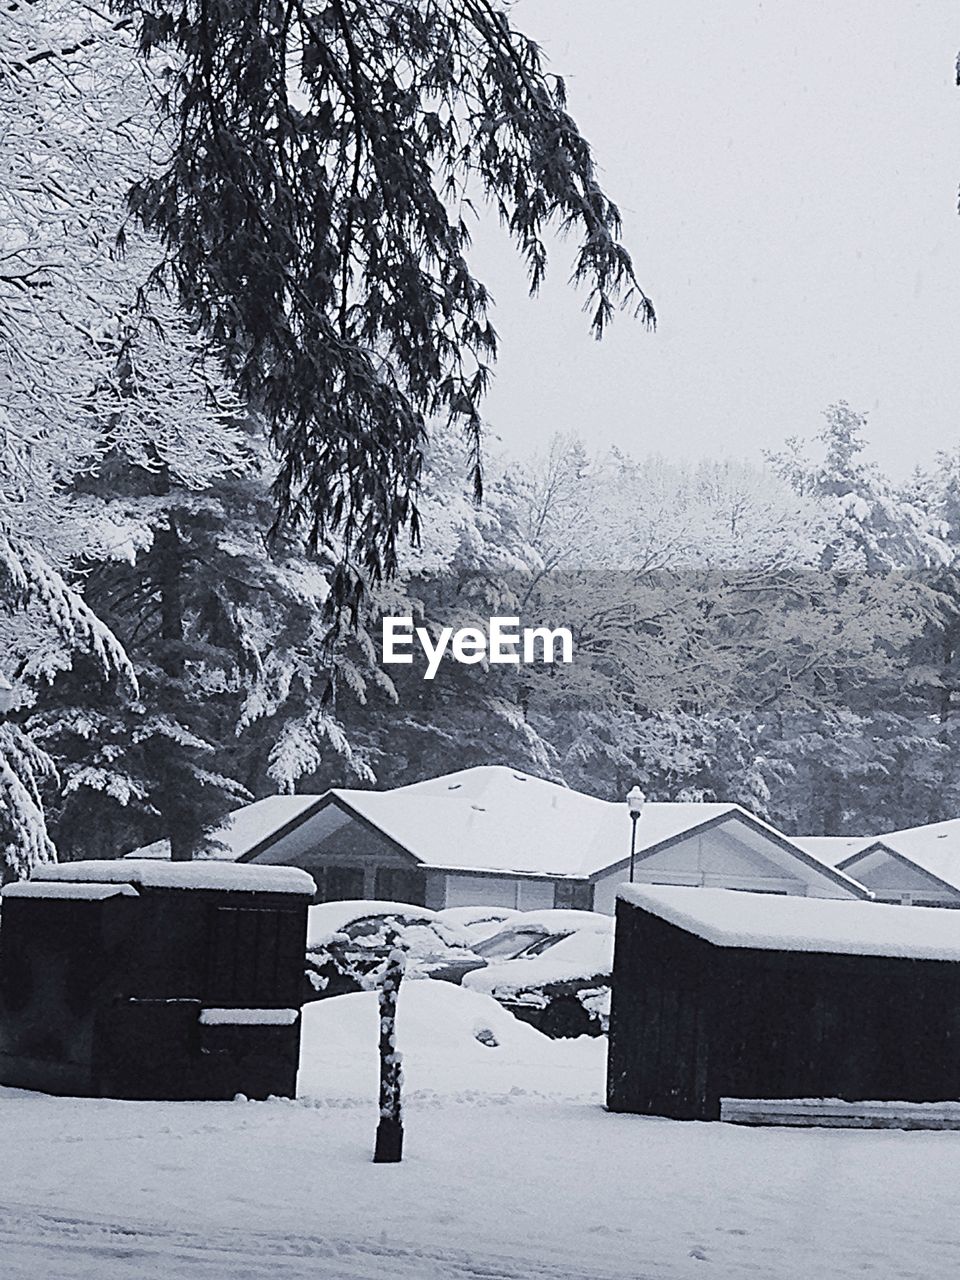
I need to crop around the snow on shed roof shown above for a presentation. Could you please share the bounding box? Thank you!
[329,767,738,879]
[32,860,316,896]
[843,819,960,891]
[618,884,960,961]
[2,881,139,901]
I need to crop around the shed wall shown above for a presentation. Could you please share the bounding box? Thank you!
[607,899,960,1121]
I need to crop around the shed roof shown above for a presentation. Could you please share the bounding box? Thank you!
[617,884,960,961]
[32,860,316,896]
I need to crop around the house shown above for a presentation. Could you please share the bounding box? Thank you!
[607,884,960,1121]
[130,766,868,911]
[794,822,960,907]
[830,819,960,907]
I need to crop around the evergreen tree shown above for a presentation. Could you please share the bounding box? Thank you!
[114,0,654,612]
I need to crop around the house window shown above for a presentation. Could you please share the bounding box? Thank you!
[554,881,594,911]
[374,867,426,906]
[324,866,365,901]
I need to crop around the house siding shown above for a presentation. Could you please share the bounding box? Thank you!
[442,873,557,911]
[592,816,859,914]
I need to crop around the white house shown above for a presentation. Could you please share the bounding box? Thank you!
[808,819,960,908]
[132,767,868,911]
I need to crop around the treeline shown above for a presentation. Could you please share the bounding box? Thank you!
[11,400,960,866]
[3,4,959,872]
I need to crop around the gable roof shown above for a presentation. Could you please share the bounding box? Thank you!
[837,820,960,895]
[209,766,864,894]
[791,835,876,869]
[618,883,960,962]
[125,794,324,862]
[324,767,737,879]
[122,766,868,894]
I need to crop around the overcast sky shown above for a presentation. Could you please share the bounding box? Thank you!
[468,1,960,476]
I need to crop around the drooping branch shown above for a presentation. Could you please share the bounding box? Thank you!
[110,0,655,617]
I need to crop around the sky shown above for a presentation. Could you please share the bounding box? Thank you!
[468,1,960,477]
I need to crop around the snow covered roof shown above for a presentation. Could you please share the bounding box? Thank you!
[322,768,865,890]
[117,767,863,893]
[618,884,960,961]
[32,860,316,896]
[791,835,875,869]
[839,820,960,892]
[327,767,739,879]
[1,881,139,901]
[123,795,323,861]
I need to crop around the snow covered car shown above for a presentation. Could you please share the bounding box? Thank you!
[434,905,520,944]
[425,910,614,1037]
[462,924,614,1039]
[303,900,475,1000]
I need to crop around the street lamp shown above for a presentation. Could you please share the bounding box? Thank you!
[626,786,645,882]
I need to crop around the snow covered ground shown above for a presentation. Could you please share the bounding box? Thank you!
[1,982,959,1278]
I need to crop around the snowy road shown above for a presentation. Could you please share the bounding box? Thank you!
[1,984,959,1279]
[0,1203,652,1280]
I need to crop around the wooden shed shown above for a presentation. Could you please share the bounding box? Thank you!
[607,885,960,1122]
[0,860,315,1101]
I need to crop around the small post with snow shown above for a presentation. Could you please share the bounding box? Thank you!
[373,939,405,1163]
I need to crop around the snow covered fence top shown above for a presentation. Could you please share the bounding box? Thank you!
[30,860,316,896]
[617,884,960,962]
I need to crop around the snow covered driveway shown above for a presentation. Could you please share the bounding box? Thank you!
[0,983,958,1279]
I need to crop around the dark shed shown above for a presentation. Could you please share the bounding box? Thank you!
[0,860,315,1101]
[607,885,960,1121]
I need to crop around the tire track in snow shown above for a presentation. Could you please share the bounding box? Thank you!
[0,1203,655,1280]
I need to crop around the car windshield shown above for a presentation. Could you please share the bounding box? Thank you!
[473,928,554,959]
[343,914,425,939]
[518,934,567,957]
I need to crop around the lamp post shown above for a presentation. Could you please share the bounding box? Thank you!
[626,786,645,882]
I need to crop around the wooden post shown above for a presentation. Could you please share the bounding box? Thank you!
[373,942,405,1163]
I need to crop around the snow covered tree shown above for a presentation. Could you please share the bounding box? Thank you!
[26,412,369,859]
[767,403,952,572]
[114,0,654,613]
[763,404,959,833]
[0,537,136,877]
[0,0,272,867]
[328,429,560,786]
